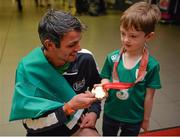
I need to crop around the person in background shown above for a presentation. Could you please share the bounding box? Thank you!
[9,9,101,136]
[100,2,162,136]
[75,0,89,15]
[37,0,52,7]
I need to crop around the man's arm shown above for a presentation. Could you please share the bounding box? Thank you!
[23,92,97,132]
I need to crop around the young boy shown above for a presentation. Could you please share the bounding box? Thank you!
[100,2,162,136]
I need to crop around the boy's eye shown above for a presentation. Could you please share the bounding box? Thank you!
[121,32,125,36]
[130,35,137,38]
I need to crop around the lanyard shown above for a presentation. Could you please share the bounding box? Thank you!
[103,47,149,90]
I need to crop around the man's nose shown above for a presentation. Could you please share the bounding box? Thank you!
[75,42,81,51]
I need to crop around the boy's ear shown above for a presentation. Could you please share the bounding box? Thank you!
[145,32,155,42]
[43,39,56,51]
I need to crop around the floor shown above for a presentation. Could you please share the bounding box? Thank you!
[0,0,180,136]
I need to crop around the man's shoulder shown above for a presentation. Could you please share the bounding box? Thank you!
[77,49,95,61]
[78,49,93,55]
[24,47,41,58]
[21,47,43,63]
[17,47,44,70]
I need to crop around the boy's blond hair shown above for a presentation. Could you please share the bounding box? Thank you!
[120,2,161,35]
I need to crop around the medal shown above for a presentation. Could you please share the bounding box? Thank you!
[116,89,129,100]
[91,86,107,100]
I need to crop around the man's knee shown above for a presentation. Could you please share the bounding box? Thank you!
[72,128,100,136]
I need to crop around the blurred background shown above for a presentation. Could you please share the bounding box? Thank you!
[0,0,180,135]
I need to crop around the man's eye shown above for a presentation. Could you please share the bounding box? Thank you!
[68,43,75,47]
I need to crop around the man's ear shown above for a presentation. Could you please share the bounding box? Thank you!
[43,39,56,51]
[145,32,155,42]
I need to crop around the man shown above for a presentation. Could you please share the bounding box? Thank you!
[9,9,101,136]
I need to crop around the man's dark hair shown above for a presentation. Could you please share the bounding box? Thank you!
[38,9,86,48]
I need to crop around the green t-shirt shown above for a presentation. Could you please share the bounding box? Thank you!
[56,63,70,74]
[101,50,161,123]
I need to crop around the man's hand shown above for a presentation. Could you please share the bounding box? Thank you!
[68,91,97,111]
[80,112,97,128]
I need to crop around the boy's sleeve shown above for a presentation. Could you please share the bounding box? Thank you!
[146,63,161,89]
[100,56,112,79]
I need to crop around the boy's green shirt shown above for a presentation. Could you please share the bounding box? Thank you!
[101,50,161,123]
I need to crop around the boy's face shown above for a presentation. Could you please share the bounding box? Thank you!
[120,26,153,52]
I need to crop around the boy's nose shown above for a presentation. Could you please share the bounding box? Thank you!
[123,36,131,44]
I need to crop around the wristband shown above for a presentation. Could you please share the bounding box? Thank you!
[64,103,75,115]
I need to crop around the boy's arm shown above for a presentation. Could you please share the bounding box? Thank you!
[142,88,155,132]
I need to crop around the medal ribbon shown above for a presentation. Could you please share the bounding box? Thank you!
[103,47,149,90]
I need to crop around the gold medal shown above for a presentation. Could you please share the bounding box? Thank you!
[91,86,107,100]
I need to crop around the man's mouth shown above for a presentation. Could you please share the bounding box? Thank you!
[69,53,77,60]
[71,52,77,56]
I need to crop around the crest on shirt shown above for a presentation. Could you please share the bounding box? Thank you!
[111,54,119,62]
[73,78,85,91]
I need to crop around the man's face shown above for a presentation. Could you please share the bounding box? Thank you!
[46,30,82,67]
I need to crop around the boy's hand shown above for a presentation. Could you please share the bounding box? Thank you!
[141,119,150,132]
